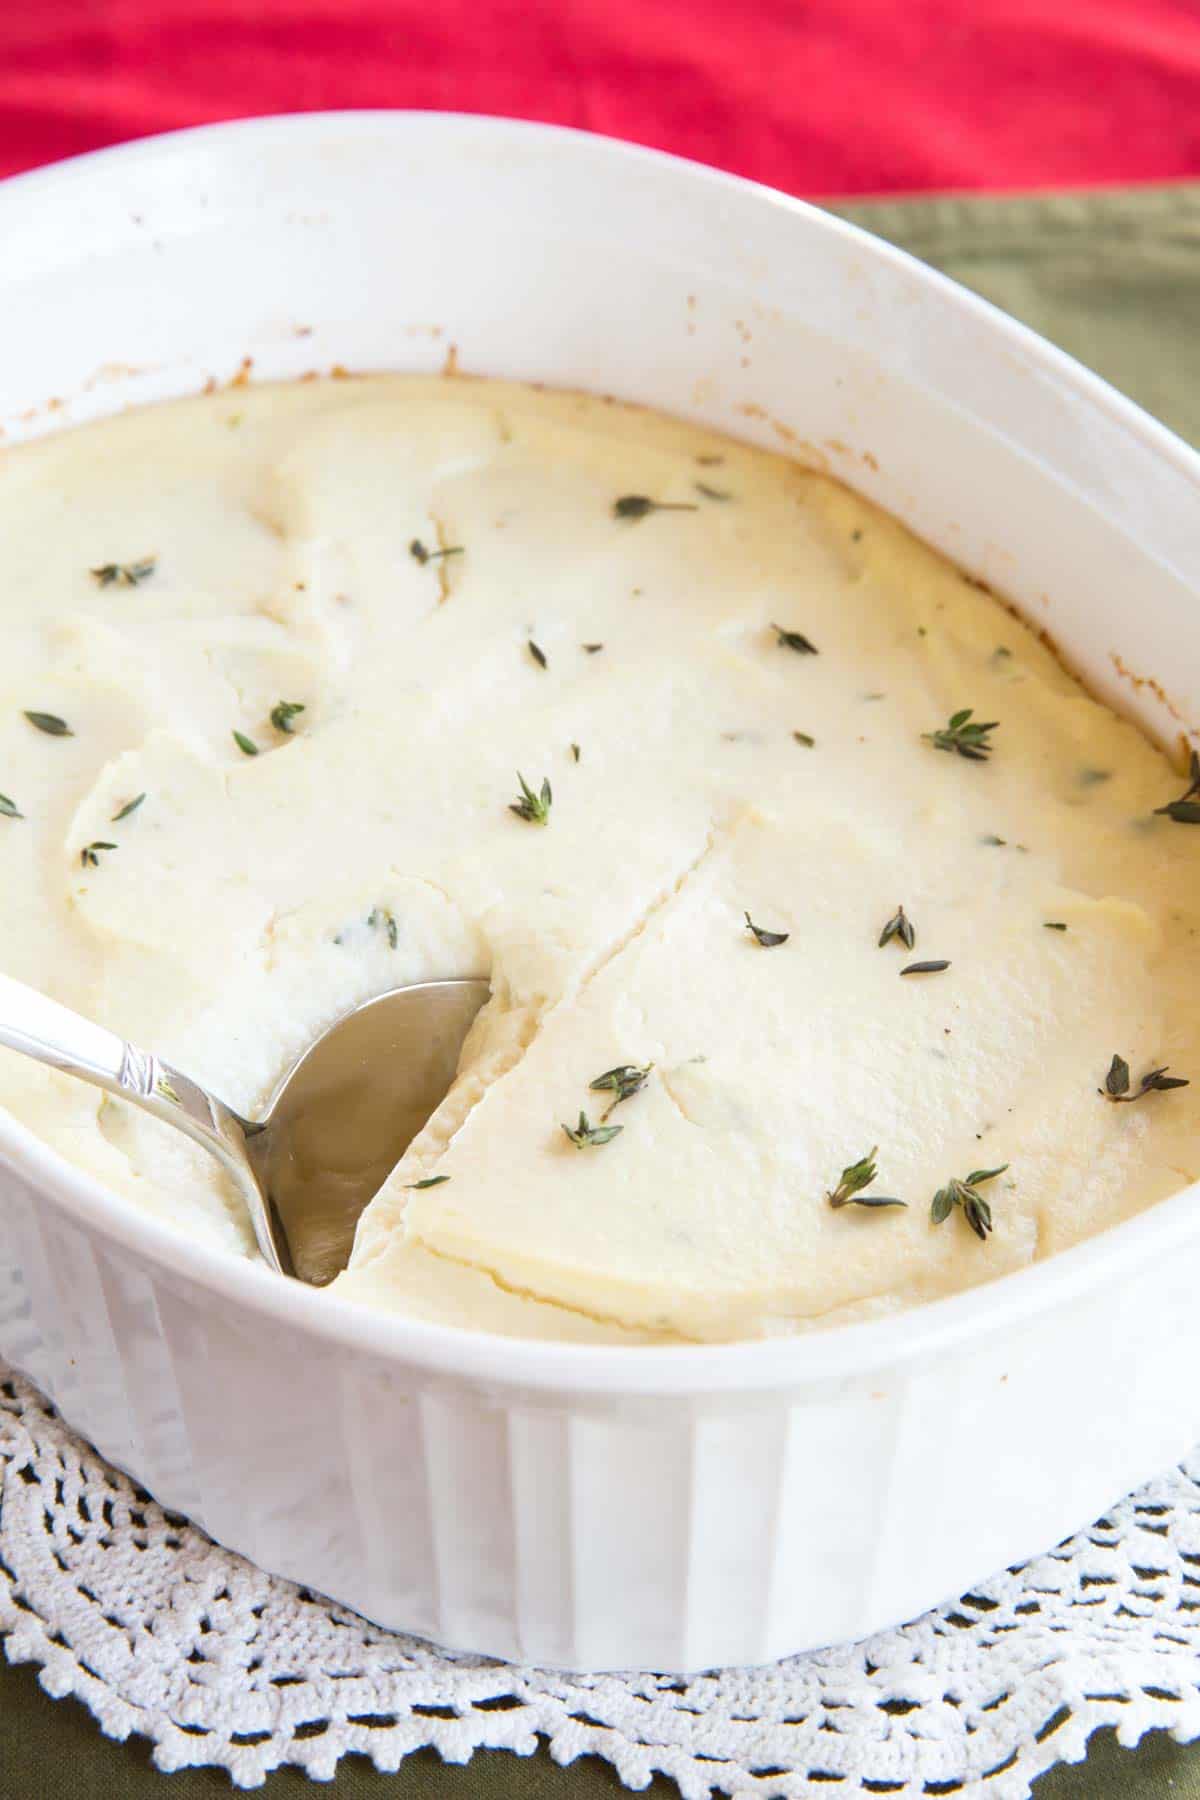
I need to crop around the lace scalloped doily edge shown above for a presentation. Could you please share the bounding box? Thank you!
[6,1604,1200,1797]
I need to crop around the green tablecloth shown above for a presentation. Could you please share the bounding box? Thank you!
[3,178,1200,1799]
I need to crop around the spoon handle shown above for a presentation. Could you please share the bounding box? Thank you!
[0,970,283,1272]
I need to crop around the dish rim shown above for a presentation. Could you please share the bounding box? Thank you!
[2,108,1199,1396]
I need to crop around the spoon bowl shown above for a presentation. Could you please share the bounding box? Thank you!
[0,972,489,1283]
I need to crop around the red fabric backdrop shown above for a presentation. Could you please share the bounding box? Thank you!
[2,0,1200,196]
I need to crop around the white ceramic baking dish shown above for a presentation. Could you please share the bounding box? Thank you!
[1,112,1198,1675]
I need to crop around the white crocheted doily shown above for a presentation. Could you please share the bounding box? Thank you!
[3,1363,1200,1796]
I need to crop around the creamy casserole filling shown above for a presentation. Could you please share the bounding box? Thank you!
[0,375,1196,1341]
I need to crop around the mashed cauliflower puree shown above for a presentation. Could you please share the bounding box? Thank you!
[1,375,1196,1343]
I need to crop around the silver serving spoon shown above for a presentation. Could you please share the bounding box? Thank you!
[0,972,489,1285]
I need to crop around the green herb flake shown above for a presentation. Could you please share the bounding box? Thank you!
[509,772,552,825]
[0,793,24,820]
[745,911,789,948]
[367,906,399,950]
[570,743,581,763]
[981,833,1007,847]
[90,557,157,588]
[409,539,464,565]
[155,1075,182,1106]
[793,730,816,748]
[694,481,733,502]
[528,639,548,670]
[562,1110,624,1149]
[930,1163,1007,1241]
[80,840,117,869]
[827,1146,906,1211]
[24,711,72,737]
[771,623,819,655]
[589,1062,653,1119]
[1043,921,1068,931]
[1154,751,1200,824]
[406,1175,450,1189]
[111,793,146,823]
[923,708,998,761]
[878,905,915,950]
[900,959,950,976]
[270,701,306,734]
[612,494,698,521]
[232,730,259,757]
[582,642,605,655]
[1100,1053,1189,1102]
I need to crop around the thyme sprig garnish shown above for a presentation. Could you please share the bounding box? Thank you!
[232,730,259,757]
[772,623,818,655]
[1100,1054,1189,1102]
[270,701,305,734]
[407,1175,450,1189]
[878,904,915,950]
[931,1164,1007,1240]
[900,959,949,976]
[745,911,789,948]
[923,708,998,761]
[367,907,399,950]
[528,639,547,670]
[562,1110,623,1148]
[90,557,157,587]
[24,711,71,737]
[509,772,552,825]
[80,840,116,869]
[409,539,464,565]
[0,793,24,819]
[826,1147,906,1211]
[612,495,698,521]
[111,793,145,822]
[1154,750,1200,824]
[589,1062,653,1120]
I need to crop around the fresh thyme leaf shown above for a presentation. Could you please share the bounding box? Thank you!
[930,1163,1007,1240]
[981,834,1007,847]
[111,793,145,823]
[923,708,999,761]
[0,792,22,819]
[232,730,259,757]
[900,959,949,975]
[793,730,816,747]
[589,1062,653,1118]
[562,1110,624,1148]
[24,711,72,737]
[407,1175,450,1189]
[80,840,116,868]
[528,639,548,670]
[1152,751,1200,823]
[744,911,789,948]
[582,643,605,655]
[509,771,552,825]
[612,494,698,521]
[367,906,399,950]
[826,1146,906,1211]
[878,904,915,950]
[771,623,819,655]
[409,539,464,565]
[694,482,733,502]
[270,701,306,734]
[90,556,157,587]
[570,743,581,762]
[1043,921,1068,931]
[1101,1052,1189,1102]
